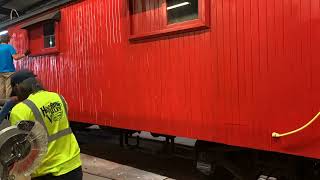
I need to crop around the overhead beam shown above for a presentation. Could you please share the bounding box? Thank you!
[0,0,10,6]
[0,7,11,15]
[21,0,48,14]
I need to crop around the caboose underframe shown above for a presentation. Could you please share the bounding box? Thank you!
[1,0,320,179]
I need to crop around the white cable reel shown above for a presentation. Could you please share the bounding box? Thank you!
[0,120,48,180]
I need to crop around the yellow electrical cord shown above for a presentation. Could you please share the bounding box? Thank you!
[272,112,320,138]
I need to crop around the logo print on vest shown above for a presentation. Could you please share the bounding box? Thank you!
[40,102,63,123]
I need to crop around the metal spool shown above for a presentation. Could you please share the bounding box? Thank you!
[0,121,48,180]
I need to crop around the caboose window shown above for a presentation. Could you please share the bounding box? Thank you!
[128,0,209,41]
[43,22,55,48]
[21,11,60,56]
[167,0,199,24]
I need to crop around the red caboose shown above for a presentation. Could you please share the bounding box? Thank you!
[1,0,320,179]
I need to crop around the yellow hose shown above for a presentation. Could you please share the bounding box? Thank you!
[272,112,320,138]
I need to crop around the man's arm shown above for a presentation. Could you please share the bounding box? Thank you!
[12,53,26,60]
[0,98,18,124]
[9,45,30,60]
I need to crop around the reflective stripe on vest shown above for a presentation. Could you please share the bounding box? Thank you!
[58,94,68,114]
[23,96,72,143]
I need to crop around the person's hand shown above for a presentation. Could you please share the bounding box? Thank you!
[10,96,18,102]
[24,50,31,56]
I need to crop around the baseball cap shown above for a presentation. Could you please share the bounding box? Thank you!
[11,69,37,87]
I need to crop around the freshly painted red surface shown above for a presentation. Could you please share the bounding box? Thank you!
[7,0,320,159]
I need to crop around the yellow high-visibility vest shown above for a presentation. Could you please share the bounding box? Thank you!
[10,91,81,177]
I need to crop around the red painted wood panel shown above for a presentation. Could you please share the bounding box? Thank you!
[7,0,320,159]
[27,24,43,54]
[130,0,163,35]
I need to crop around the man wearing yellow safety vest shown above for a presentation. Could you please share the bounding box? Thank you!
[9,69,83,180]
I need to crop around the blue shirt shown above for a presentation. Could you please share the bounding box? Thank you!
[0,44,16,72]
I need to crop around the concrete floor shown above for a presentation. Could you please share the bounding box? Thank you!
[84,172,112,180]
[81,154,170,180]
[13,153,170,180]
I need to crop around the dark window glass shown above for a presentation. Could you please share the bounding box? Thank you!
[43,22,55,48]
[167,0,198,24]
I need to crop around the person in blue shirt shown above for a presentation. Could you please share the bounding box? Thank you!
[0,34,30,99]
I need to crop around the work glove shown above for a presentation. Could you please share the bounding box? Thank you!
[24,50,31,56]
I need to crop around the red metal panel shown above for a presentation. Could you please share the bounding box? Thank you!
[28,24,44,54]
[10,28,28,55]
[130,0,162,35]
[7,0,320,159]
[236,0,248,129]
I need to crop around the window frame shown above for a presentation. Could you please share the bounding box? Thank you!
[43,21,56,49]
[27,21,60,56]
[128,0,210,41]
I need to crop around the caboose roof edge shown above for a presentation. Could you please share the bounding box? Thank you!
[0,0,76,31]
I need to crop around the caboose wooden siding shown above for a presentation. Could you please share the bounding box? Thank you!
[8,0,320,159]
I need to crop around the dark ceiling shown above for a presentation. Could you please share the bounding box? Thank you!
[0,0,76,30]
[0,0,51,22]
